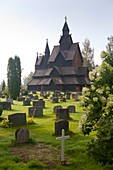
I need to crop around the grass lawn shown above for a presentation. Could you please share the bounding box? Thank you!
[0,97,113,170]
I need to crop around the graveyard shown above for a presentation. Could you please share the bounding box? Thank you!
[0,93,112,170]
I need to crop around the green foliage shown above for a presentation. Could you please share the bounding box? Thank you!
[82,38,95,71]
[27,160,45,169]
[79,51,113,164]
[2,119,12,128]
[87,113,113,165]
[2,80,6,92]
[7,56,21,99]
[0,105,3,116]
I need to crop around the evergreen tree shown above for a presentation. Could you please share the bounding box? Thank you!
[82,38,95,70]
[2,80,6,92]
[7,56,21,99]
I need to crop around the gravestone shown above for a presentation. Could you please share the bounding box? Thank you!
[23,97,31,106]
[67,105,76,113]
[15,127,30,144]
[53,105,62,114]
[27,94,33,99]
[61,97,66,102]
[17,96,25,101]
[28,106,43,117]
[8,113,26,126]
[33,99,45,108]
[55,119,69,136]
[66,93,70,100]
[0,102,11,110]
[38,99,45,108]
[6,98,13,104]
[52,97,58,103]
[56,129,70,162]
[56,108,70,120]
[33,95,38,100]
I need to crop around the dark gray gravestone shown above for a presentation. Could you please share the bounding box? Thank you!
[53,105,62,114]
[56,108,70,120]
[8,113,26,126]
[52,97,58,103]
[6,98,13,104]
[55,119,69,136]
[67,105,76,113]
[28,106,43,117]
[0,102,11,110]
[61,97,66,102]
[27,94,33,99]
[66,93,71,100]
[17,96,25,101]
[33,95,38,100]
[23,100,31,106]
[33,99,45,108]
[15,127,30,144]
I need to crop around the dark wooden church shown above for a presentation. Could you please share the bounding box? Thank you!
[27,18,90,92]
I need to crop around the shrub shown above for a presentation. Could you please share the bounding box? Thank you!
[0,105,3,116]
[27,160,45,169]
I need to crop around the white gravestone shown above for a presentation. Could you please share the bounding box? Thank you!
[56,129,70,162]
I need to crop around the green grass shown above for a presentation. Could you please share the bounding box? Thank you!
[0,97,113,170]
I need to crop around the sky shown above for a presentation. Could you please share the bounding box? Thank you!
[0,0,113,83]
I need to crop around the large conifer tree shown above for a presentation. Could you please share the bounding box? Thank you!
[7,56,21,99]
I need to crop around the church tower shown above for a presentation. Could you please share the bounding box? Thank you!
[59,17,73,50]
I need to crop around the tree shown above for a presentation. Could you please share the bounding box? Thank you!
[106,36,113,55]
[82,38,95,71]
[79,50,113,164]
[7,56,21,99]
[2,80,6,92]
[23,71,33,89]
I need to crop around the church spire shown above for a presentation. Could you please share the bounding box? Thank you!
[45,39,50,57]
[62,16,70,34]
[59,17,73,50]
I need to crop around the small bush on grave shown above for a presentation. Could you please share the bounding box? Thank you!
[27,160,45,169]
[2,119,12,128]
[0,105,3,116]
[27,117,35,124]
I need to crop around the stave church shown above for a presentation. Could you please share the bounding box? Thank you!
[27,18,90,92]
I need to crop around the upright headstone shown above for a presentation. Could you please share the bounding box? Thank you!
[33,95,38,100]
[15,127,30,144]
[55,119,69,136]
[23,97,31,106]
[0,102,11,110]
[6,98,13,104]
[67,105,76,113]
[28,106,43,117]
[66,93,70,100]
[33,99,45,108]
[53,105,62,114]
[8,113,26,126]
[56,108,70,120]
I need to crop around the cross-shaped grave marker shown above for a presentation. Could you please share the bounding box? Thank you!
[56,129,70,162]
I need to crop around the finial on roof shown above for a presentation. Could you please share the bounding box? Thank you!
[46,38,48,44]
[65,16,67,22]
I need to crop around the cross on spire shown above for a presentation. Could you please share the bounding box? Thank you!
[65,16,67,22]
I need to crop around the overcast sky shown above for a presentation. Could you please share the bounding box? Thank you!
[0,0,113,83]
